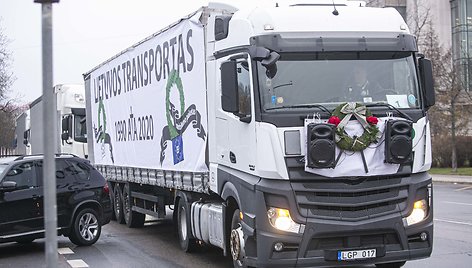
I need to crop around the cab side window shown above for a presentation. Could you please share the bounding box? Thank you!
[4,162,36,189]
[236,60,251,116]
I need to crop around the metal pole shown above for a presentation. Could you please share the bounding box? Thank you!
[35,0,59,267]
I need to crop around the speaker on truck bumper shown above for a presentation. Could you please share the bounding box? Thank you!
[306,123,336,168]
[385,120,413,164]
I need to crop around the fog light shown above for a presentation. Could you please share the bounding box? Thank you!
[267,207,301,233]
[404,199,428,226]
[274,242,284,252]
[420,232,428,241]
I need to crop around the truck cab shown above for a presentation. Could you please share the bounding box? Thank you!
[27,84,88,158]
[57,84,88,158]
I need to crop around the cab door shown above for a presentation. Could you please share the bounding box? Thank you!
[215,54,257,173]
[0,161,42,237]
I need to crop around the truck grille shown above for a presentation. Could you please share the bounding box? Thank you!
[290,171,410,221]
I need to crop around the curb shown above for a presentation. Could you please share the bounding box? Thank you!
[431,174,472,184]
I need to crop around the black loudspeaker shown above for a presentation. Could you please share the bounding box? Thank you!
[306,123,336,168]
[385,120,413,164]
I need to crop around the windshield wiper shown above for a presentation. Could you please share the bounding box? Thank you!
[266,104,331,114]
[365,102,413,121]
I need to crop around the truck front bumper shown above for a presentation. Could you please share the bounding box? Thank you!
[240,173,433,267]
[246,214,432,267]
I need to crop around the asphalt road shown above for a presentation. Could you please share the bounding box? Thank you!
[0,182,471,268]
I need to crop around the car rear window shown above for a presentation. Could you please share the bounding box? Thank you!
[65,160,91,181]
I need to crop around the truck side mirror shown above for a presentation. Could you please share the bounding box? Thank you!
[418,58,435,110]
[221,61,239,113]
[62,116,70,132]
[23,130,30,146]
[261,51,280,79]
[61,132,70,141]
[61,115,73,143]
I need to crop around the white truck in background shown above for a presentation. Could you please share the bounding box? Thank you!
[84,1,435,267]
[14,110,31,155]
[18,84,88,158]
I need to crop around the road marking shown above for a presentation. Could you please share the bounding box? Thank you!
[435,219,472,226]
[443,201,472,206]
[67,259,89,268]
[455,185,472,192]
[57,247,74,255]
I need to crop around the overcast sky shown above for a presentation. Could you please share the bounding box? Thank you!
[0,0,269,104]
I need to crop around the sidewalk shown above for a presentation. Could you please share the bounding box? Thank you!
[431,174,472,184]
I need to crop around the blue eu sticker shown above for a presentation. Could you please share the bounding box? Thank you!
[271,95,277,104]
[172,135,184,165]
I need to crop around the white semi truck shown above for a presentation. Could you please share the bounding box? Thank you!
[84,1,435,267]
[19,84,88,158]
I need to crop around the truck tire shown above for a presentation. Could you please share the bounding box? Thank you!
[68,208,102,246]
[113,184,125,224]
[177,198,197,252]
[122,183,145,228]
[109,182,116,221]
[376,261,406,268]
[230,209,247,268]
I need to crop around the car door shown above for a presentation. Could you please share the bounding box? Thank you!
[0,161,42,237]
[52,159,79,228]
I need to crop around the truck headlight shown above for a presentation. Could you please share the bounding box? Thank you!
[267,207,301,233]
[404,199,428,226]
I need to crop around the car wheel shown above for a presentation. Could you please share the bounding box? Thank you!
[376,261,406,268]
[230,209,247,268]
[122,183,145,228]
[177,198,197,252]
[69,208,102,246]
[113,184,125,224]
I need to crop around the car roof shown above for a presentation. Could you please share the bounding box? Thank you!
[0,154,82,164]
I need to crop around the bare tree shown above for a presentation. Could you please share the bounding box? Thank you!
[0,19,18,153]
[0,19,14,103]
[420,18,472,171]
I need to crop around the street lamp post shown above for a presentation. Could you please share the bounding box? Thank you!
[33,0,59,267]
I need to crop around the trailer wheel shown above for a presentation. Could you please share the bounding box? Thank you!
[376,261,406,268]
[177,198,197,252]
[122,183,145,228]
[230,209,247,268]
[109,182,116,221]
[113,184,125,224]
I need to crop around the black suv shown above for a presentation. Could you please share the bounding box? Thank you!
[0,154,112,246]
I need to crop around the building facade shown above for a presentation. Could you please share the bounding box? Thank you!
[451,0,472,91]
[367,0,452,51]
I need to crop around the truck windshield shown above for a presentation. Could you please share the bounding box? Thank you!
[258,52,420,112]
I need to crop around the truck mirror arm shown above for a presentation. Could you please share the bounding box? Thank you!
[239,115,252,123]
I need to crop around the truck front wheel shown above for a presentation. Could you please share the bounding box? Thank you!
[230,209,247,268]
[177,198,196,252]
